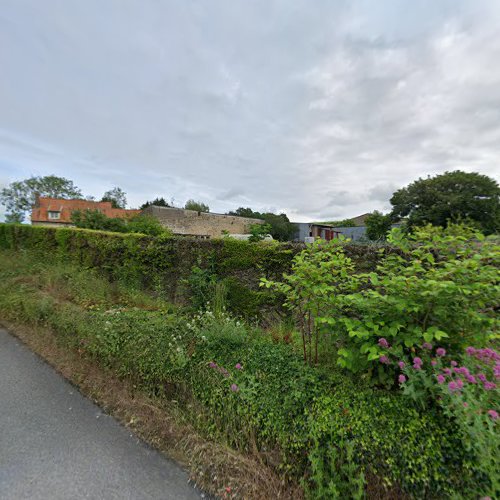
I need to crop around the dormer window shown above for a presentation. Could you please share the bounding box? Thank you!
[48,211,61,220]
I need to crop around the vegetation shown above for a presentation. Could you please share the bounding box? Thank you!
[140,197,172,209]
[0,221,498,498]
[390,170,500,234]
[101,187,127,208]
[0,175,82,222]
[227,207,296,241]
[0,223,390,319]
[0,248,488,499]
[71,210,170,237]
[248,223,272,242]
[324,218,357,227]
[185,199,210,212]
[264,224,498,380]
[365,210,393,240]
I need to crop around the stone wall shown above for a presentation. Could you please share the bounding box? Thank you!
[142,206,263,238]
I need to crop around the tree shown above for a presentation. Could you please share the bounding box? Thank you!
[261,212,296,241]
[101,187,127,209]
[127,214,172,236]
[71,209,127,232]
[185,199,209,212]
[227,207,296,241]
[248,223,272,242]
[71,210,171,237]
[328,218,357,227]
[365,211,393,241]
[390,171,500,234]
[140,197,171,210]
[0,175,82,222]
[227,207,258,219]
[4,212,24,224]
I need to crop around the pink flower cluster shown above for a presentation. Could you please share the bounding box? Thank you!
[378,338,390,348]
[438,362,496,392]
[208,362,243,393]
[208,361,230,378]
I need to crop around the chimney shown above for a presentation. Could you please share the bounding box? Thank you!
[34,192,41,208]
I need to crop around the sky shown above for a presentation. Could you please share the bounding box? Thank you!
[1,0,500,222]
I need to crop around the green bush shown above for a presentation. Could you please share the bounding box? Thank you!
[264,224,499,384]
[0,224,303,316]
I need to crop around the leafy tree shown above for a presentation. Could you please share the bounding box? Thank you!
[365,211,393,240]
[5,212,24,224]
[140,197,171,210]
[0,175,82,222]
[248,223,272,242]
[71,210,171,237]
[101,187,127,209]
[328,218,357,227]
[390,171,500,234]
[261,213,296,241]
[263,224,499,380]
[227,207,296,241]
[127,214,172,236]
[71,209,127,232]
[184,199,209,212]
[227,207,258,219]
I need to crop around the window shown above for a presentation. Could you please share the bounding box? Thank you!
[48,211,61,220]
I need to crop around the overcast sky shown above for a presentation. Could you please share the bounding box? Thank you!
[1,1,500,222]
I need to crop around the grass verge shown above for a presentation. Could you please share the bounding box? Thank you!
[0,319,301,499]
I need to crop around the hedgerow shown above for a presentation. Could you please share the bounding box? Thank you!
[0,224,387,318]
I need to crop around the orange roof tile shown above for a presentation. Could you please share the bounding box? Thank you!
[31,197,140,224]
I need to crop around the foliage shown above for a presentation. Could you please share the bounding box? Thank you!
[262,238,356,365]
[248,223,272,242]
[263,225,499,385]
[71,209,128,232]
[365,211,393,240]
[397,345,500,497]
[326,218,357,227]
[0,222,395,319]
[228,207,296,241]
[0,175,82,222]
[390,170,500,234]
[0,248,487,498]
[101,187,127,208]
[261,213,296,241]
[140,197,171,209]
[0,223,304,318]
[71,210,171,237]
[185,199,209,212]
[126,214,172,236]
[5,212,24,223]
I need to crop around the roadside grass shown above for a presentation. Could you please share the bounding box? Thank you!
[0,249,299,498]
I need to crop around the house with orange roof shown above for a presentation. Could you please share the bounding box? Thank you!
[31,196,140,227]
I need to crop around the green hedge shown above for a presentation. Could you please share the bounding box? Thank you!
[0,224,387,318]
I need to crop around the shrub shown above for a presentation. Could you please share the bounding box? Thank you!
[263,224,500,384]
[397,344,500,497]
[248,223,272,242]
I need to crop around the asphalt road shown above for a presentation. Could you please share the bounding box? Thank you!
[0,328,203,500]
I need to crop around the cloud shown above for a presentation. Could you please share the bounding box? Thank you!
[0,0,499,221]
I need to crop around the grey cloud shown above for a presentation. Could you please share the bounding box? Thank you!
[0,0,499,223]
[217,188,245,202]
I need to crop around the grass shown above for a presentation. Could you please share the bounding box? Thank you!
[0,249,300,498]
